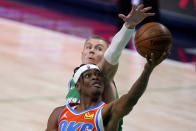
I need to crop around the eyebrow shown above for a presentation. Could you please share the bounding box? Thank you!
[82,70,91,76]
[96,44,104,47]
[85,43,105,48]
[84,42,92,47]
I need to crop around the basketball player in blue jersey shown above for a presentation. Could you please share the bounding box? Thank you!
[46,51,169,131]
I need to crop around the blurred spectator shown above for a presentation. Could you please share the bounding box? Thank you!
[141,0,160,24]
[116,0,132,30]
[116,0,160,29]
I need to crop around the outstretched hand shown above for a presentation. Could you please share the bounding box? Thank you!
[118,4,155,29]
[144,51,170,71]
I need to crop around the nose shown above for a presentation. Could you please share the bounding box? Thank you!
[91,73,99,80]
[89,48,95,54]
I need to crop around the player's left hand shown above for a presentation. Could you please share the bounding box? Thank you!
[118,4,155,29]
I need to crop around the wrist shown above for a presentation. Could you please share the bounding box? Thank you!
[144,63,154,73]
[124,22,135,29]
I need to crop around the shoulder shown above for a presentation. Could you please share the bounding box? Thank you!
[49,106,65,122]
[46,106,65,131]
[53,106,65,115]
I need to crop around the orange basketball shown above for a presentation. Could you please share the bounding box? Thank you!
[134,22,172,59]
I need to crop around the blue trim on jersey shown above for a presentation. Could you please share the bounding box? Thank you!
[95,107,102,131]
[67,101,104,115]
[57,109,63,126]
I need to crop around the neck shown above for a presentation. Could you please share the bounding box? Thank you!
[75,95,102,112]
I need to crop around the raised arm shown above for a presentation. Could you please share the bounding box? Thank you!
[99,4,155,80]
[99,4,155,103]
[102,52,169,130]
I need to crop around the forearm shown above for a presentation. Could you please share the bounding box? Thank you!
[104,24,134,65]
[112,65,153,118]
[100,24,134,79]
[127,66,153,104]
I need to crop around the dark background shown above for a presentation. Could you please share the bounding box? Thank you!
[0,0,196,63]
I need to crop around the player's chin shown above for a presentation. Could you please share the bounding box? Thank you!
[86,60,96,64]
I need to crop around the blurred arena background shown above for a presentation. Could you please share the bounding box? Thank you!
[0,0,195,131]
[0,0,195,62]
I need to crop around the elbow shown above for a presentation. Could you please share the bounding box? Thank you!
[128,96,139,107]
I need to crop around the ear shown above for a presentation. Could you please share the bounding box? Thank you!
[75,82,81,92]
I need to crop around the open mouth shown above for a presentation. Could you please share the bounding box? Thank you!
[87,58,95,64]
[88,57,94,61]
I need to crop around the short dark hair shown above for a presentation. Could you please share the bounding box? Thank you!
[73,64,85,77]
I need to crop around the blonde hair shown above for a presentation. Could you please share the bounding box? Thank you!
[85,35,108,48]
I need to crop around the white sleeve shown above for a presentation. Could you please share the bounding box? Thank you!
[104,24,135,65]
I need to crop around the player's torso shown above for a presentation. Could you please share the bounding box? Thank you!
[58,102,105,131]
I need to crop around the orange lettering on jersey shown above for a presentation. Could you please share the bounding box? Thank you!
[84,111,95,120]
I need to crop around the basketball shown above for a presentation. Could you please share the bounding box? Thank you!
[134,22,172,59]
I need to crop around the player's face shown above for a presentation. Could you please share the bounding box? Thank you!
[82,38,107,65]
[80,69,104,97]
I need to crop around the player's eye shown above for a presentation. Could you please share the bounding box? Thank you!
[96,47,103,51]
[86,46,91,49]
[84,73,91,78]
[95,71,102,77]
